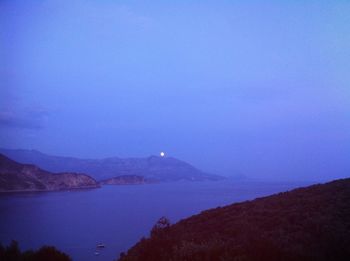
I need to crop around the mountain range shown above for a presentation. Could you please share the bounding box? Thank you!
[0,148,223,182]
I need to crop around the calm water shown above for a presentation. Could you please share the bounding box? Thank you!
[0,180,309,261]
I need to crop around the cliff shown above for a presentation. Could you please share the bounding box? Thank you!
[0,154,99,192]
[118,178,350,261]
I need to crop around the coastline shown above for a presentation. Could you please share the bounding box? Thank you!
[0,185,100,194]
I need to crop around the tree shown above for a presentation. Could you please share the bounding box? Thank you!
[33,246,71,261]
[4,240,21,261]
[0,241,71,261]
[150,216,171,237]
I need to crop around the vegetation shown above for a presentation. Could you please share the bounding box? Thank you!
[118,178,350,261]
[150,216,171,237]
[0,241,71,261]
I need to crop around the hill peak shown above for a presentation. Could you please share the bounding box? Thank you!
[0,148,224,182]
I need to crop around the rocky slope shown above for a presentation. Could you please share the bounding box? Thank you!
[0,154,99,192]
[118,178,350,261]
[0,148,223,182]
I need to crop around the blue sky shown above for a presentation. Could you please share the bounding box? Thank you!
[1,0,349,180]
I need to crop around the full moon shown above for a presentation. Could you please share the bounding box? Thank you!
[160,152,165,157]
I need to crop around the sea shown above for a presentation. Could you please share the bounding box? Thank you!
[0,180,311,261]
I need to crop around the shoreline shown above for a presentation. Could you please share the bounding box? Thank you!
[0,185,100,194]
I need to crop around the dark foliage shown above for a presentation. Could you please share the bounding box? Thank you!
[0,241,71,261]
[150,216,171,237]
[119,178,350,261]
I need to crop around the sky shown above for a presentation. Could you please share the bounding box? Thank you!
[1,0,349,181]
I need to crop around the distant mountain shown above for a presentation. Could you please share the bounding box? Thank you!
[0,148,223,182]
[118,178,350,261]
[0,154,99,192]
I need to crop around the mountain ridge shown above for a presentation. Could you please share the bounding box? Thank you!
[0,148,223,182]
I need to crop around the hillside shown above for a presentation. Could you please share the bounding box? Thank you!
[0,154,99,192]
[0,148,223,182]
[118,178,350,261]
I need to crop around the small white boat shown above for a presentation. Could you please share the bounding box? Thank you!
[97,243,105,248]
[94,251,100,256]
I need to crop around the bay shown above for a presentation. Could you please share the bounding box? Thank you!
[0,180,309,261]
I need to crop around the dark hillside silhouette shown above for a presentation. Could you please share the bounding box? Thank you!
[0,241,71,261]
[119,178,350,261]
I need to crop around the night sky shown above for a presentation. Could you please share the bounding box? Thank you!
[1,1,349,181]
